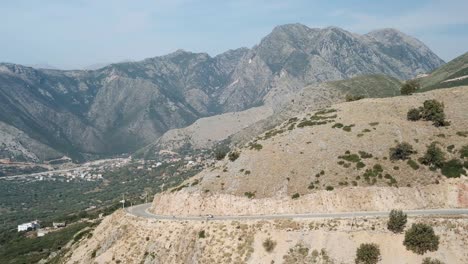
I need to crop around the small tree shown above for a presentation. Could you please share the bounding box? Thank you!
[387,209,407,233]
[420,100,449,127]
[355,243,381,264]
[420,142,445,168]
[403,223,439,254]
[407,108,421,121]
[390,142,415,160]
[400,79,420,95]
[228,151,240,161]
[262,238,277,253]
[460,145,468,159]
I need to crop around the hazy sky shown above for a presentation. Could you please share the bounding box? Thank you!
[1,0,467,69]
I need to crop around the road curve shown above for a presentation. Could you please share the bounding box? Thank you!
[126,203,468,221]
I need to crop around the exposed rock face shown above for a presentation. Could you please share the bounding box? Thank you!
[67,210,468,264]
[0,25,444,161]
[151,181,467,216]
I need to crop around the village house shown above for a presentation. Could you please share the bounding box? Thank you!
[17,220,40,232]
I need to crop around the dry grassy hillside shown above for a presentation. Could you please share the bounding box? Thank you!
[152,86,468,216]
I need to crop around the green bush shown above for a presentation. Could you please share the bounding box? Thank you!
[198,230,206,238]
[441,159,466,178]
[420,143,445,168]
[249,143,263,151]
[403,223,439,254]
[389,142,415,160]
[346,94,365,102]
[339,153,361,163]
[420,100,449,127]
[325,186,334,191]
[400,79,420,95]
[460,145,468,159]
[228,151,240,161]
[332,123,344,129]
[355,243,381,264]
[262,238,276,253]
[387,209,407,233]
[356,162,366,170]
[291,193,300,199]
[358,151,373,159]
[214,150,227,160]
[422,258,445,264]
[407,159,420,170]
[244,192,255,199]
[407,108,421,121]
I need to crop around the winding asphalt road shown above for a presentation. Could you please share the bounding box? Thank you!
[126,203,468,221]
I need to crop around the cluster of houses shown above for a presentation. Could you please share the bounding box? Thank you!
[18,220,67,237]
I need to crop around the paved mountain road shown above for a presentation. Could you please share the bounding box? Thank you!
[126,203,468,221]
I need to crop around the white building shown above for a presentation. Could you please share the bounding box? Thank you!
[18,220,40,232]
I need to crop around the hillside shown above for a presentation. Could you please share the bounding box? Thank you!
[153,86,468,216]
[0,24,443,162]
[138,74,403,156]
[420,52,468,90]
[65,86,468,264]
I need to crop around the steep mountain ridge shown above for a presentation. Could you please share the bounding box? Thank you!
[0,24,444,161]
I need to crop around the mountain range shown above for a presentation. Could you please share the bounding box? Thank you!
[0,24,445,162]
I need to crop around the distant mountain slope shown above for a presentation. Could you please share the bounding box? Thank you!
[419,52,468,90]
[135,74,403,157]
[0,24,444,161]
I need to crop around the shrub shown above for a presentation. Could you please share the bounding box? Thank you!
[407,108,421,121]
[346,94,365,102]
[343,125,354,132]
[244,192,255,199]
[262,238,276,253]
[291,193,300,199]
[407,159,420,170]
[249,143,263,151]
[355,243,380,264]
[460,145,468,159]
[198,230,206,238]
[339,153,361,163]
[420,143,445,168]
[358,151,373,159]
[403,223,439,254]
[422,257,445,264]
[356,162,366,169]
[228,151,240,161]
[325,186,334,191]
[389,142,415,160]
[400,79,420,95]
[441,159,466,178]
[387,209,407,233]
[420,100,449,127]
[332,123,344,129]
[214,149,227,160]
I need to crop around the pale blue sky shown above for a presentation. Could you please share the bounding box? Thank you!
[1,0,467,69]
